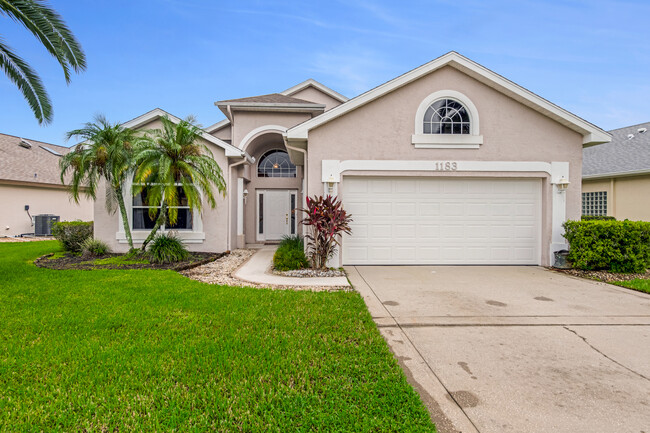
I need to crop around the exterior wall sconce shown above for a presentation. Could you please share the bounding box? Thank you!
[555,176,569,193]
[243,189,249,203]
[327,175,336,195]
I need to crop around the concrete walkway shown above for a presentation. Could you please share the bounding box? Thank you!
[234,246,349,287]
[348,265,650,433]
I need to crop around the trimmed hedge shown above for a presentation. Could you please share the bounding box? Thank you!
[273,235,309,271]
[581,215,616,221]
[51,221,93,253]
[563,220,650,272]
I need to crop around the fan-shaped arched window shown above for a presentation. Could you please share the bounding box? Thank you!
[423,99,470,134]
[257,150,296,178]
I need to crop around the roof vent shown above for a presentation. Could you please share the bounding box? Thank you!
[638,127,647,134]
[627,134,635,140]
[18,139,32,149]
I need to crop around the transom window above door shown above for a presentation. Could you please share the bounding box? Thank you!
[423,98,470,134]
[257,149,297,177]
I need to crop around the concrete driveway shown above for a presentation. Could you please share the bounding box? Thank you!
[346,266,650,433]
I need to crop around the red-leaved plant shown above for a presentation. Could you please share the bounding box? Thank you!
[299,195,353,269]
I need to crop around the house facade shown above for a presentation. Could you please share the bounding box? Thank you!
[582,122,650,221]
[0,133,93,237]
[95,52,610,266]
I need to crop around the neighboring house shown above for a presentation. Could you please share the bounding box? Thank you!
[94,52,611,266]
[582,122,650,221]
[0,133,93,237]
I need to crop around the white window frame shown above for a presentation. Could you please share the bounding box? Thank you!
[412,90,483,149]
[116,177,205,244]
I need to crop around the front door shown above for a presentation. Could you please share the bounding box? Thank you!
[259,190,297,241]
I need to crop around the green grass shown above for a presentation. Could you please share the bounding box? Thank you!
[613,279,650,294]
[80,255,150,266]
[0,241,435,432]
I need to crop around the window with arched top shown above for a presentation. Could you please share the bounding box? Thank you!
[257,149,297,177]
[413,90,483,148]
[423,99,470,134]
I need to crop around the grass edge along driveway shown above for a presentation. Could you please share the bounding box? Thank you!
[0,241,435,432]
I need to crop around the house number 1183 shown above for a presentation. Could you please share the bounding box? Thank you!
[434,162,458,171]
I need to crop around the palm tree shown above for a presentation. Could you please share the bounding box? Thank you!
[1,0,86,124]
[60,115,136,249]
[133,115,226,251]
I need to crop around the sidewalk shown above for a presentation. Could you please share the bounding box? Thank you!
[234,246,350,287]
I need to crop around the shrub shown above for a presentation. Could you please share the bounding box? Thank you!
[147,232,189,264]
[274,235,309,271]
[51,221,93,252]
[81,238,111,257]
[299,195,352,269]
[563,220,650,273]
[581,215,616,221]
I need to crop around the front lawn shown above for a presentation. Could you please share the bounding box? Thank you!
[614,279,650,294]
[0,241,435,432]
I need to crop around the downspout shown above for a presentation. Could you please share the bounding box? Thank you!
[284,141,308,208]
[226,151,254,250]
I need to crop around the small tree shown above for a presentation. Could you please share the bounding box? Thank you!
[132,115,226,251]
[61,115,137,249]
[299,195,352,269]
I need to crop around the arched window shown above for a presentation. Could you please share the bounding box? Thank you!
[423,99,470,134]
[412,90,482,148]
[257,150,296,178]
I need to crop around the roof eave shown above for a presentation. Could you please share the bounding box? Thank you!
[286,51,610,146]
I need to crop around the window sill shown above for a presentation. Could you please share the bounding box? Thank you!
[116,230,206,244]
[411,134,483,149]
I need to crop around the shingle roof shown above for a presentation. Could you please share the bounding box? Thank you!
[0,133,72,186]
[216,93,322,105]
[583,122,650,177]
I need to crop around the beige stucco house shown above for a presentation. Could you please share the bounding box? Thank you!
[582,122,650,221]
[0,133,93,237]
[94,52,611,266]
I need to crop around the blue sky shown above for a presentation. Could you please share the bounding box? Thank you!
[1,0,649,146]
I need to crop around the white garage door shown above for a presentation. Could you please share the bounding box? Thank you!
[342,177,541,265]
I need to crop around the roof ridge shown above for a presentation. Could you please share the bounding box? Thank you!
[0,132,69,149]
[608,121,650,132]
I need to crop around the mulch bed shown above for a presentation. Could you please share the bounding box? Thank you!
[552,267,650,283]
[35,252,224,271]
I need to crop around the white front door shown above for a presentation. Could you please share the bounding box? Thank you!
[259,190,297,241]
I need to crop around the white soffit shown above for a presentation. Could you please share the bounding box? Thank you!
[285,52,611,146]
[122,108,245,158]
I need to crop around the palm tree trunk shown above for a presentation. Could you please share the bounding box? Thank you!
[141,201,167,251]
[114,187,134,250]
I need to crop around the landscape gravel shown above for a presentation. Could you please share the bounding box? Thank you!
[181,249,350,292]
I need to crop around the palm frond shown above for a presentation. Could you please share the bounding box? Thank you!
[0,0,87,82]
[0,37,51,123]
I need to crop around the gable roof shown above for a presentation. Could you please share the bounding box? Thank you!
[282,79,349,103]
[583,122,650,178]
[285,51,611,147]
[121,108,247,158]
[207,79,346,133]
[217,93,322,106]
[0,133,72,186]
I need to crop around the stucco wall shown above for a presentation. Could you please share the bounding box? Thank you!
[232,111,313,150]
[93,117,230,253]
[0,182,93,237]
[583,176,650,221]
[305,65,584,266]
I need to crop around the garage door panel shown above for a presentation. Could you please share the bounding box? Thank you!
[342,177,541,265]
